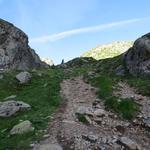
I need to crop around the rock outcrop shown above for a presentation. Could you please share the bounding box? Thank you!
[124,33,150,77]
[0,19,48,70]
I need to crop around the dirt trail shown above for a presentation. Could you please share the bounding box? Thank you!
[34,77,150,150]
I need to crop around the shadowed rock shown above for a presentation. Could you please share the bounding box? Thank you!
[124,33,150,77]
[0,19,49,70]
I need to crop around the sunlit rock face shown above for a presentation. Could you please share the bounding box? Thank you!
[0,19,48,70]
[124,33,150,77]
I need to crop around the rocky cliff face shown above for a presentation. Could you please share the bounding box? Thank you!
[124,33,150,77]
[0,19,48,70]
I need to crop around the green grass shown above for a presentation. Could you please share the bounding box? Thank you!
[105,97,139,120]
[0,69,63,150]
[63,66,93,79]
[90,75,113,98]
[125,77,150,96]
[76,114,89,124]
[88,74,139,120]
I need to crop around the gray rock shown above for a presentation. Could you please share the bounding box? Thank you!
[143,118,150,128]
[94,109,105,117]
[119,137,140,150]
[76,106,93,116]
[0,19,49,71]
[115,65,125,76]
[38,144,63,150]
[16,71,32,84]
[0,100,31,117]
[10,120,34,135]
[124,33,150,77]
[82,134,98,143]
[84,115,92,124]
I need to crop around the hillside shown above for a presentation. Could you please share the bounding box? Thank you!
[0,19,150,150]
[82,41,133,60]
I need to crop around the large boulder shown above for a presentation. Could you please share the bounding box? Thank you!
[0,100,31,117]
[10,120,34,135]
[0,19,48,70]
[16,71,32,84]
[124,33,150,77]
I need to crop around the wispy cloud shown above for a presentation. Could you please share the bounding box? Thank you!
[30,17,149,43]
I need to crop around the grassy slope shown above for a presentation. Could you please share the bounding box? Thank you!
[0,69,63,150]
[86,56,149,120]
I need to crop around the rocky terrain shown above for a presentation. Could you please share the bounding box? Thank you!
[34,77,150,150]
[0,19,149,150]
[0,19,48,71]
[82,41,133,60]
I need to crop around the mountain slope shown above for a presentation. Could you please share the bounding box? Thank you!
[82,41,133,60]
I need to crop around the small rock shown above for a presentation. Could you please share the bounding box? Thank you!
[93,117,102,125]
[43,134,50,138]
[119,137,140,150]
[16,71,32,84]
[94,109,105,117]
[76,106,93,116]
[82,134,98,143]
[10,120,34,135]
[143,118,150,128]
[84,115,92,124]
[37,143,63,150]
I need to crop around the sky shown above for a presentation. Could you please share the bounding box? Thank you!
[0,0,150,64]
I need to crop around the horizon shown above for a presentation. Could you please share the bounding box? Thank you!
[0,0,150,64]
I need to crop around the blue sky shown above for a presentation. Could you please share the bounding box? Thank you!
[0,0,150,64]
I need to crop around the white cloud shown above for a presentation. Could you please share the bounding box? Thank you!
[30,18,150,43]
